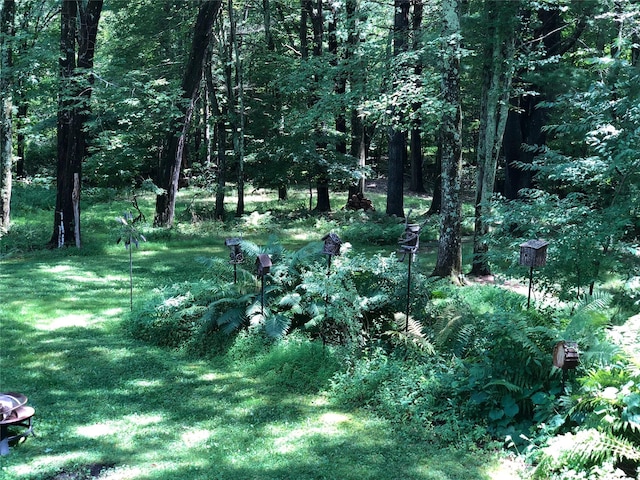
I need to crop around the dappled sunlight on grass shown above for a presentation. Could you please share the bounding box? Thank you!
[1,234,508,480]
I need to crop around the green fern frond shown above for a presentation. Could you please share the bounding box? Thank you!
[576,291,613,313]
[217,307,246,335]
[264,313,291,338]
[486,379,523,394]
[568,430,640,465]
[385,313,436,354]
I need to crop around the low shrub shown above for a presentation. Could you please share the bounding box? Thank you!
[329,347,488,446]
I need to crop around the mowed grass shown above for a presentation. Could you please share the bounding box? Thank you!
[0,186,509,480]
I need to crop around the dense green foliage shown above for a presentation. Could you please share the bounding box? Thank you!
[2,0,640,478]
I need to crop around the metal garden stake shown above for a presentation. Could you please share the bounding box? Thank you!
[398,218,421,331]
[256,254,272,315]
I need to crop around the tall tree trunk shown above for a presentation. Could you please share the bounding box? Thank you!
[427,138,442,214]
[15,101,26,177]
[0,0,15,234]
[154,0,222,227]
[386,0,410,217]
[205,46,227,221]
[409,0,425,193]
[347,0,367,195]
[471,0,517,276]
[433,0,462,281]
[263,0,275,51]
[303,0,331,212]
[229,0,245,217]
[330,2,347,158]
[50,0,103,248]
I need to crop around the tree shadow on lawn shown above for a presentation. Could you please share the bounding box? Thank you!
[1,318,496,480]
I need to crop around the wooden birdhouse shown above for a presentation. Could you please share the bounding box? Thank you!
[255,254,272,277]
[519,239,549,268]
[322,233,342,257]
[553,341,580,370]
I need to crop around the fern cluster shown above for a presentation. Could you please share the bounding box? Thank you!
[124,237,431,352]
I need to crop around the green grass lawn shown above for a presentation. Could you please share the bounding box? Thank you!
[0,186,515,479]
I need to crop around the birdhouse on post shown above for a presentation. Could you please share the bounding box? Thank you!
[322,233,342,257]
[520,239,549,309]
[519,239,549,268]
[256,254,272,277]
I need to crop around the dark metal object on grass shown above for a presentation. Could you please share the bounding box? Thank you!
[0,392,34,456]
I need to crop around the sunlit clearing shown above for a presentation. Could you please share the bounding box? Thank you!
[9,452,89,477]
[179,427,213,447]
[76,414,164,439]
[271,411,352,454]
[126,379,164,388]
[37,313,94,330]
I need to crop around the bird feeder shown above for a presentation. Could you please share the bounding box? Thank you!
[553,341,580,370]
[322,232,342,276]
[256,254,272,277]
[225,238,244,283]
[225,238,244,264]
[519,239,549,308]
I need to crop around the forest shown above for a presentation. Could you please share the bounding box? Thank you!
[1,0,639,479]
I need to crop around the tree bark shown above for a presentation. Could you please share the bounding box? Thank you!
[409,0,425,193]
[50,0,103,248]
[427,138,442,214]
[471,0,516,276]
[433,0,462,281]
[386,0,410,217]
[205,43,227,221]
[154,0,222,227]
[0,0,15,234]
[303,0,331,212]
[229,0,246,217]
[347,0,367,195]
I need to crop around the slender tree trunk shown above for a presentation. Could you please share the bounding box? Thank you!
[471,0,516,276]
[154,0,222,227]
[386,0,410,217]
[206,45,227,221]
[409,0,425,193]
[229,0,245,217]
[427,138,442,214]
[303,0,331,212]
[433,0,462,281]
[15,101,26,177]
[50,0,103,248]
[347,0,367,195]
[0,0,15,234]
[263,0,275,50]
